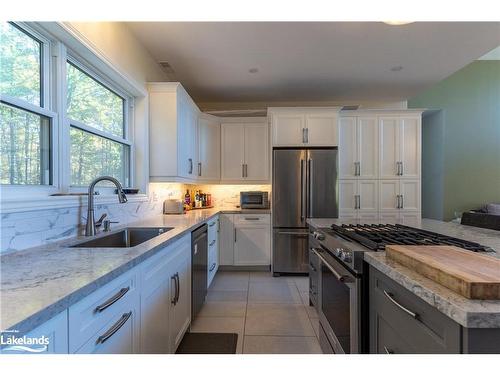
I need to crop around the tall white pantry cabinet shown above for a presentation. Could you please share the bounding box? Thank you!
[338,110,422,224]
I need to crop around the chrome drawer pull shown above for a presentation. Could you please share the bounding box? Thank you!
[383,345,394,354]
[94,287,130,313]
[209,239,216,247]
[209,221,216,227]
[209,263,216,272]
[175,273,180,304]
[383,290,418,319]
[244,217,260,221]
[171,274,177,304]
[96,311,132,345]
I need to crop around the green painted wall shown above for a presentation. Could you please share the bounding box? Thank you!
[408,60,500,221]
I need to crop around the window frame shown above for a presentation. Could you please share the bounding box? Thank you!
[0,21,59,196]
[64,54,134,190]
[0,22,137,201]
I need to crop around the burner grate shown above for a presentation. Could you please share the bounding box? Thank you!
[330,224,493,252]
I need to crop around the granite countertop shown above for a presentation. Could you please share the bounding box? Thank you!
[1,207,271,333]
[307,217,500,328]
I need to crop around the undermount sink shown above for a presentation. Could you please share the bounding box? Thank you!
[71,227,173,248]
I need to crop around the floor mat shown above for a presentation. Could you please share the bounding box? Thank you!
[176,332,238,354]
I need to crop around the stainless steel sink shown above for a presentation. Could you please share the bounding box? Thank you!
[71,227,173,248]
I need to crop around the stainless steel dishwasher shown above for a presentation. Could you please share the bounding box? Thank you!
[191,224,208,321]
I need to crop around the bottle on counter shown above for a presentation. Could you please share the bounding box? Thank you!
[184,189,191,209]
[206,194,212,207]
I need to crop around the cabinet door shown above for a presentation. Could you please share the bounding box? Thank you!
[221,123,245,180]
[339,180,357,211]
[358,180,378,212]
[234,224,271,266]
[219,214,235,265]
[177,94,193,178]
[379,117,400,179]
[379,180,399,211]
[400,212,421,227]
[305,112,338,146]
[198,116,220,180]
[272,113,305,146]
[378,211,400,224]
[140,250,172,354]
[339,117,357,178]
[169,243,191,352]
[400,117,420,178]
[358,117,378,178]
[244,123,269,181]
[400,180,420,211]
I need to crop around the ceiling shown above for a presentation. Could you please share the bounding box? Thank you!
[127,22,500,104]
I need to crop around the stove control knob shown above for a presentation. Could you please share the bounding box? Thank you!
[342,251,352,263]
[314,232,325,241]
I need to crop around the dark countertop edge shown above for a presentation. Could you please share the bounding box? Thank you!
[364,252,500,329]
[3,211,222,333]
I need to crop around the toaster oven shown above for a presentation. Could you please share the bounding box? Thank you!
[240,191,270,209]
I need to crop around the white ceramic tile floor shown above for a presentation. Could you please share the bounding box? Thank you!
[190,270,322,354]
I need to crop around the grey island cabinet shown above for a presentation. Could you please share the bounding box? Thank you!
[366,253,500,354]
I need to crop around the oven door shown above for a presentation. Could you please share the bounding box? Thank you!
[313,247,360,354]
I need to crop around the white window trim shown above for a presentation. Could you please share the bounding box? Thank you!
[0,22,148,213]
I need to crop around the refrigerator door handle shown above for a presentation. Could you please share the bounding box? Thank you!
[300,159,305,221]
[308,158,313,217]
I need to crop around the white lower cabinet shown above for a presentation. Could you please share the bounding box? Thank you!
[219,213,271,266]
[207,215,220,287]
[139,233,191,354]
[379,179,420,212]
[339,179,378,219]
[69,269,140,354]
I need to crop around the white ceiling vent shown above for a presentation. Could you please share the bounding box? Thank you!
[341,105,360,111]
[159,61,175,73]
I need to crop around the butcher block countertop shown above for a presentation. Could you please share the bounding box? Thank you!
[307,218,500,328]
[386,245,500,300]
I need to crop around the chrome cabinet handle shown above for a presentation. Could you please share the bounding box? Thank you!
[175,273,180,304]
[396,161,401,176]
[305,128,309,143]
[244,164,248,178]
[354,161,360,176]
[209,263,216,272]
[400,161,404,176]
[302,128,307,143]
[308,158,313,217]
[234,228,237,242]
[209,221,216,227]
[171,274,177,304]
[209,239,216,246]
[244,217,259,221]
[188,158,193,174]
[94,287,130,313]
[355,195,361,210]
[384,346,393,354]
[383,290,417,319]
[198,162,202,177]
[242,164,245,178]
[396,195,401,209]
[96,311,132,345]
[400,194,404,209]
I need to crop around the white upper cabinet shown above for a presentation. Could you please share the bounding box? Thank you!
[379,115,421,179]
[270,108,339,147]
[221,119,269,183]
[379,117,401,179]
[339,179,378,218]
[339,116,378,179]
[197,114,220,181]
[149,83,199,182]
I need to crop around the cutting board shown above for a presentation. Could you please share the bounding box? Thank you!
[385,245,500,300]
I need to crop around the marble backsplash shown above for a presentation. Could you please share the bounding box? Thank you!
[0,183,271,254]
[0,183,187,254]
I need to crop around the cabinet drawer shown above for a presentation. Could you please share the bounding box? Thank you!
[369,267,460,353]
[234,213,270,225]
[68,269,139,353]
[208,216,218,242]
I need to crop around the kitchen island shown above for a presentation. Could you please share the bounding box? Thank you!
[308,218,500,353]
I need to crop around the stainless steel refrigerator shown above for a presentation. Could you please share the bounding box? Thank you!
[272,148,338,274]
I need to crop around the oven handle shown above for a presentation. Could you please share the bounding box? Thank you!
[311,248,353,284]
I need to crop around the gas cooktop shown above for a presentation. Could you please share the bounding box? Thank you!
[329,224,494,253]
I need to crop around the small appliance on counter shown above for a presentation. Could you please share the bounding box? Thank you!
[240,191,270,209]
[163,199,184,214]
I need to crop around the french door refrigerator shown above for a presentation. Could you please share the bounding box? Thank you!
[272,148,338,274]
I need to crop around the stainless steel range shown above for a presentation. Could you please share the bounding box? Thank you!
[310,223,494,354]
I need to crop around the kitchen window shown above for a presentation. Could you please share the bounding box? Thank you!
[0,22,54,186]
[66,60,131,187]
[1,21,140,209]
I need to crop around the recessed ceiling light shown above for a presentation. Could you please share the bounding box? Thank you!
[390,66,403,72]
[248,68,259,74]
[383,21,414,26]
